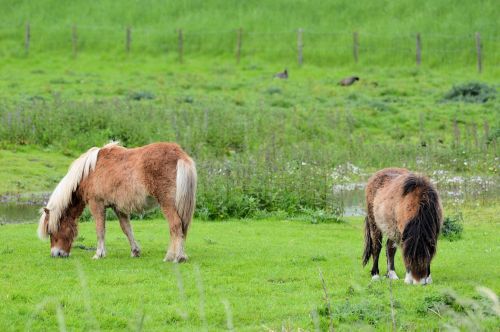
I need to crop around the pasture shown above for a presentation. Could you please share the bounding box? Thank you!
[1,53,499,332]
[0,55,498,332]
[1,57,498,218]
[0,207,499,331]
[0,0,499,331]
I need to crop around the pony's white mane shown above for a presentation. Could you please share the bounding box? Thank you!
[37,142,120,239]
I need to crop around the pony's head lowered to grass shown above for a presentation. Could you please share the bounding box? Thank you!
[37,146,101,257]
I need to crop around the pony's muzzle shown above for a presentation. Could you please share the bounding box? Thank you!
[51,247,69,258]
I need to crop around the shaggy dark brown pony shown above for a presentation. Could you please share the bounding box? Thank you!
[38,142,197,263]
[362,168,443,285]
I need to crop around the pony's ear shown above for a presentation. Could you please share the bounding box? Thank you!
[43,207,50,214]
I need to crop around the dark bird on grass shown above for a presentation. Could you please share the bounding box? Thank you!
[274,69,288,79]
[339,76,359,86]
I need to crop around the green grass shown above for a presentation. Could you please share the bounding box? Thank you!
[1,56,497,153]
[0,146,73,195]
[0,56,498,217]
[0,1,498,330]
[0,0,499,67]
[0,207,498,331]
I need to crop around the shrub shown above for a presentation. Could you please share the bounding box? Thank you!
[441,213,464,241]
[443,82,496,103]
[129,91,155,101]
[299,207,344,224]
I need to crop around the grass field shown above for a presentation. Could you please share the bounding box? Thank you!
[1,0,499,67]
[0,147,73,194]
[0,206,499,331]
[0,56,498,217]
[0,1,499,330]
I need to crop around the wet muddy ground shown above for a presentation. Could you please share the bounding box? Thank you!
[1,172,497,224]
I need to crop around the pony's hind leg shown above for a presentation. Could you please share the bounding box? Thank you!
[113,208,141,257]
[161,203,187,263]
[370,223,383,280]
[386,239,399,280]
[88,200,106,259]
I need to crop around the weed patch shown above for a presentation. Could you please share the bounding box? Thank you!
[441,213,464,241]
[129,91,155,101]
[443,82,496,103]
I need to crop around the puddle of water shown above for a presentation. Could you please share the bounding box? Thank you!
[334,185,366,217]
[0,174,497,223]
[0,203,40,224]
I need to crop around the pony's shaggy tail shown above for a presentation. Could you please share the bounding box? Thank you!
[362,216,372,266]
[401,174,442,280]
[175,158,197,235]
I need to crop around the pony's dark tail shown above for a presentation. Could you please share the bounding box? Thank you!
[362,216,372,266]
[401,174,442,280]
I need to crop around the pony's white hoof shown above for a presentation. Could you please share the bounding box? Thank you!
[371,274,380,281]
[404,272,413,284]
[163,251,175,262]
[387,271,399,280]
[419,275,432,286]
[92,250,106,259]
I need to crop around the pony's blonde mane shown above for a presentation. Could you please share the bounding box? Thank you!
[37,142,120,239]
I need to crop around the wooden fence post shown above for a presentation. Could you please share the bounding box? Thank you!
[353,31,359,63]
[25,22,30,55]
[178,29,183,63]
[236,28,242,64]
[416,33,421,66]
[126,26,131,53]
[297,28,303,66]
[72,25,78,58]
[475,32,482,73]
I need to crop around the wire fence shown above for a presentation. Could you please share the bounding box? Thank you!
[1,23,499,70]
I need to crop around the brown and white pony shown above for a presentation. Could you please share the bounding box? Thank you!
[37,142,197,263]
[362,168,443,285]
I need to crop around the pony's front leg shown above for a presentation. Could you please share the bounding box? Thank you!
[404,267,414,284]
[386,239,399,280]
[89,201,107,259]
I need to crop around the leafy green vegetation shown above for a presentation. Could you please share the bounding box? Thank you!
[0,208,498,331]
[0,58,498,217]
[442,213,464,241]
[443,82,497,103]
